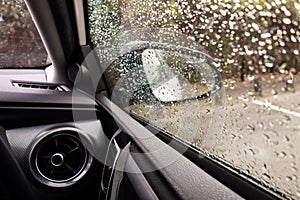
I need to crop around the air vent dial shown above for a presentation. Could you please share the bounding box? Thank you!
[29,128,92,187]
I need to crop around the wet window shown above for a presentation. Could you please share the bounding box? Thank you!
[88,0,300,198]
[0,0,49,68]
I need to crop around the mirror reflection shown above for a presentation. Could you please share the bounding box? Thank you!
[141,48,216,102]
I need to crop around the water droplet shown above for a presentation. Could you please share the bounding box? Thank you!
[252,22,259,30]
[257,122,264,129]
[261,33,271,38]
[264,134,270,141]
[284,136,290,142]
[283,18,291,24]
[287,79,294,84]
[247,124,255,133]
[271,89,278,95]
[292,166,298,172]
[262,173,271,180]
[265,62,273,68]
[279,151,287,158]
[248,74,255,81]
[227,94,232,101]
[249,149,255,156]
[262,163,267,171]
[295,2,300,10]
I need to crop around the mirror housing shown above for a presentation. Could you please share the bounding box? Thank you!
[109,41,222,105]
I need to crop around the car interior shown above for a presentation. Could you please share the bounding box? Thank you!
[0,0,293,199]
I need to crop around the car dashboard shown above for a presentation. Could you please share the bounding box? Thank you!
[0,74,104,199]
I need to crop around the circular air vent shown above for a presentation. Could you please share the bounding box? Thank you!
[29,128,92,187]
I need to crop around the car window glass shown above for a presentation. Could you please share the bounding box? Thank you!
[0,0,49,68]
[88,0,300,198]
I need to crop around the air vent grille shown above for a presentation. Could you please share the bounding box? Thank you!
[12,82,69,91]
[30,129,92,187]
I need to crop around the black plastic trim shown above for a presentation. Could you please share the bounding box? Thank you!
[125,155,159,200]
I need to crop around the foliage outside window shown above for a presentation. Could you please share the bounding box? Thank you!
[0,0,49,68]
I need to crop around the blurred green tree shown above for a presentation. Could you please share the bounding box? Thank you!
[0,0,47,68]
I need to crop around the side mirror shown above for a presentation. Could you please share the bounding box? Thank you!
[140,43,221,102]
[109,41,222,105]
